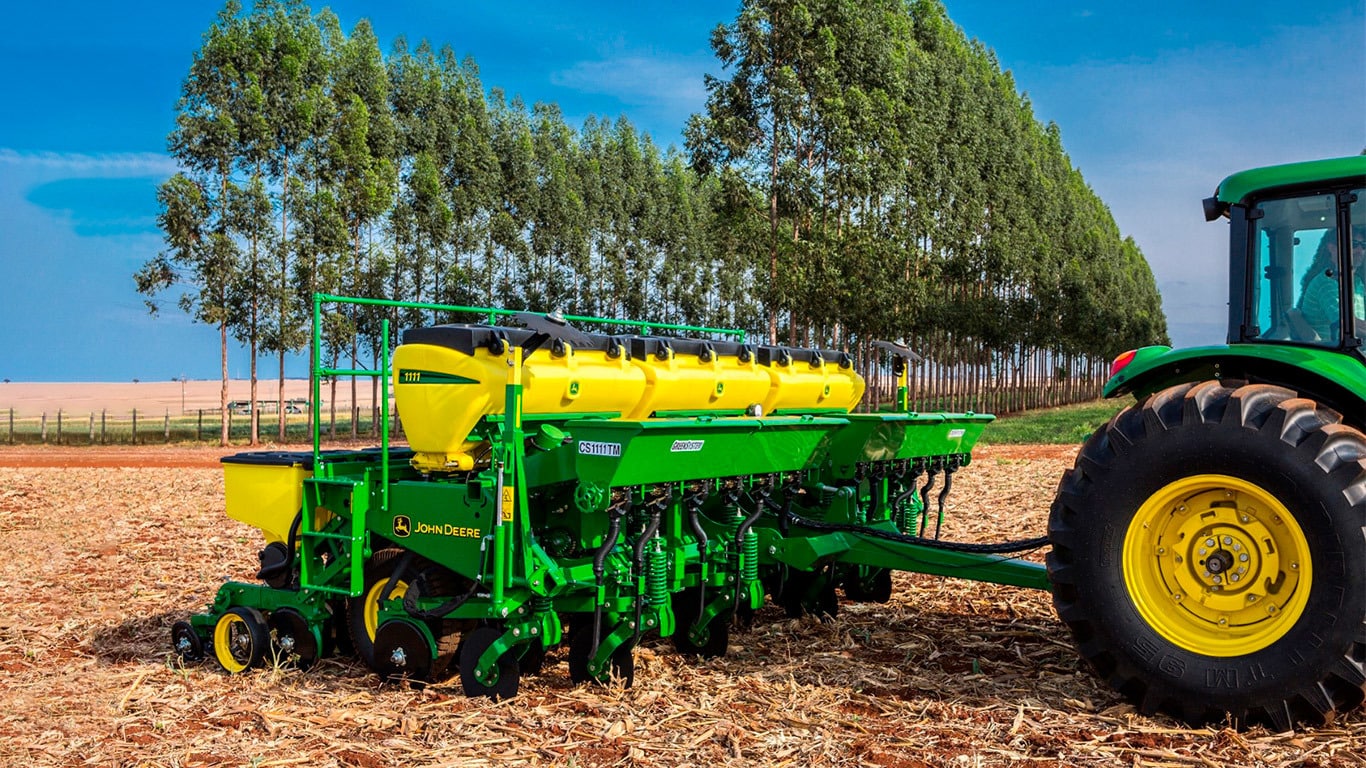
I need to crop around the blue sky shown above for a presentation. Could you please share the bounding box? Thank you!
[0,1,1362,382]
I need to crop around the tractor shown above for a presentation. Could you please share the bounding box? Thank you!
[1050,155,1366,729]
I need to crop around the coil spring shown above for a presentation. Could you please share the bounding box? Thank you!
[729,508,745,571]
[742,530,758,583]
[646,539,669,607]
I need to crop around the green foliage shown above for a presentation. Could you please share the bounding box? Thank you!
[143,0,1169,422]
[690,0,1169,362]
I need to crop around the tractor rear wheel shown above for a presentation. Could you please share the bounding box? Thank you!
[1049,381,1366,728]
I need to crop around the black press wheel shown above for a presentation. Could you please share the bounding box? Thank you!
[458,626,521,700]
[267,608,319,670]
[671,586,731,659]
[519,639,547,676]
[778,569,838,620]
[567,623,634,687]
[372,619,434,683]
[170,621,204,663]
[842,567,893,604]
[1049,381,1366,729]
[212,607,269,674]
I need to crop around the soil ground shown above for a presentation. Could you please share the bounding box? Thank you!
[0,443,1360,767]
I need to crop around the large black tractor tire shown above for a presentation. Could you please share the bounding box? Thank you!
[1049,381,1365,729]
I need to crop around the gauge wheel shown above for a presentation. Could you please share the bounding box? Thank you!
[213,607,268,674]
[267,608,319,670]
[458,626,520,700]
[1049,381,1366,729]
[671,586,730,659]
[567,623,634,687]
[347,548,412,669]
[170,621,204,663]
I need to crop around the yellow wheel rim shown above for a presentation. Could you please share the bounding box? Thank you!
[213,612,253,673]
[1123,474,1312,656]
[363,577,407,642]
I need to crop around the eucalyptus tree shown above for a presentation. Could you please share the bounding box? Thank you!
[687,0,826,343]
[245,0,329,440]
[226,176,275,444]
[439,51,500,314]
[329,18,397,437]
[387,37,450,329]
[140,1,248,445]
[137,175,238,445]
[486,90,537,308]
[528,102,586,314]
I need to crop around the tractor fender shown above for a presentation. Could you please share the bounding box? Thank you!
[1105,344,1366,429]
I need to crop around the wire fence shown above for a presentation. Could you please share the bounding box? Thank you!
[1,407,403,446]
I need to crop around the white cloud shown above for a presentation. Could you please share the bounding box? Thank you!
[0,148,179,176]
[551,55,709,116]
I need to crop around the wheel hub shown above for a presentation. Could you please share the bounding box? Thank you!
[1124,474,1312,656]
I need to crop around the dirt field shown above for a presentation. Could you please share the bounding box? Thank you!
[0,444,1360,767]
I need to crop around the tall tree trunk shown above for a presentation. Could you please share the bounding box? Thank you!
[220,321,230,447]
[278,154,290,442]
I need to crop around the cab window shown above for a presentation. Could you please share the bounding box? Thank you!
[1250,193,1339,345]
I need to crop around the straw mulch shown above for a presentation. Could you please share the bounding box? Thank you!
[0,445,1360,767]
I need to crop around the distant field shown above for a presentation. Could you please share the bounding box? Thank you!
[978,399,1130,445]
[0,379,366,418]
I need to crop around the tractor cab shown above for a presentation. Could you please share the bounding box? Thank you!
[1210,157,1366,356]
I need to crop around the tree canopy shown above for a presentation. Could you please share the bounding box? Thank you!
[139,0,1169,440]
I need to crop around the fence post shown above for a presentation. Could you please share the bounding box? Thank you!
[41,412,47,443]
[101,409,106,445]
[57,409,63,445]
[164,409,170,442]
[89,413,95,445]
[7,408,12,444]
[132,408,138,445]
[197,409,203,442]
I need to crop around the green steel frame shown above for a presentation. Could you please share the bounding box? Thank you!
[185,292,1051,690]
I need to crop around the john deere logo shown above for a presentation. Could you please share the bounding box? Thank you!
[392,515,412,538]
[569,380,580,396]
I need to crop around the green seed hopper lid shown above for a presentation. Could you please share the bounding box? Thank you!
[567,415,848,487]
[822,412,994,477]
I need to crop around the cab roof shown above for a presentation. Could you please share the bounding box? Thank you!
[1215,155,1366,206]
